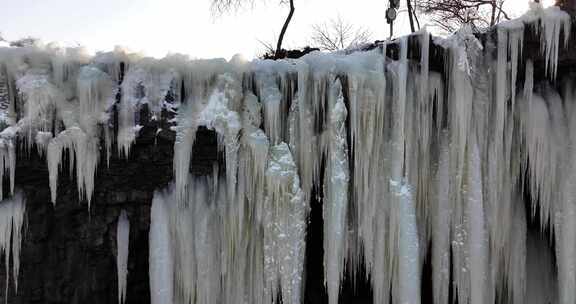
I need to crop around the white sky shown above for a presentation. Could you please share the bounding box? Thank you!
[0,0,556,60]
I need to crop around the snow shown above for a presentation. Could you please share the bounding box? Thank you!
[116,210,130,304]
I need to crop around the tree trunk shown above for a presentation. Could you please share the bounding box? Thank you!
[275,0,295,59]
[490,0,497,26]
[406,0,416,32]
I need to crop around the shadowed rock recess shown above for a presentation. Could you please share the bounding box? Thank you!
[0,4,575,304]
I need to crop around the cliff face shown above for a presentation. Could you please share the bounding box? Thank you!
[7,111,230,303]
[0,5,574,304]
[10,121,171,304]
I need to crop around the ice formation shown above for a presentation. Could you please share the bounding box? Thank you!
[0,3,574,304]
[323,78,348,304]
[0,191,26,297]
[116,210,130,304]
[149,189,174,304]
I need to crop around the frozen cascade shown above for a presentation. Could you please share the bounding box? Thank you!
[116,211,130,304]
[0,191,26,296]
[0,6,573,303]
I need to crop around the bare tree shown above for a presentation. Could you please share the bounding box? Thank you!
[406,0,418,32]
[311,17,372,51]
[211,0,295,59]
[417,0,512,33]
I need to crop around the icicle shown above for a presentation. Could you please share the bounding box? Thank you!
[414,30,432,265]
[116,210,130,304]
[556,80,576,304]
[323,78,348,304]
[149,189,174,304]
[0,190,26,297]
[539,6,571,81]
[467,136,487,304]
[508,25,524,109]
[521,93,556,227]
[387,37,421,304]
[264,143,308,304]
[392,180,420,304]
[432,134,450,304]
[524,60,534,106]
[16,71,63,147]
[34,131,52,157]
[173,125,197,204]
[47,127,98,207]
[117,67,145,157]
[444,27,476,304]
[0,128,16,201]
[257,74,283,145]
[77,66,114,136]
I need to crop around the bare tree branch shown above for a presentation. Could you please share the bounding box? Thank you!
[210,0,254,16]
[275,0,294,58]
[311,16,372,52]
[417,0,513,33]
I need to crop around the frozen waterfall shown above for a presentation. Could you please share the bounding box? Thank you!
[0,3,574,304]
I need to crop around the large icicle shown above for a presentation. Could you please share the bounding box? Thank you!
[467,137,487,304]
[149,189,174,304]
[264,142,308,304]
[0,128,16,201]
[557,80,576,304]
[116,211,130,304]
[388,37,421,304]
[539,6,571,80]
[432,134,450,304]
[0,191,25,296]
[323,78,349,304]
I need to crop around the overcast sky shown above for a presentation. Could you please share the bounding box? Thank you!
[0,0,555,60]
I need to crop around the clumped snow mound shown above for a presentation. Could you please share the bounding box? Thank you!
[0,5,573,304]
